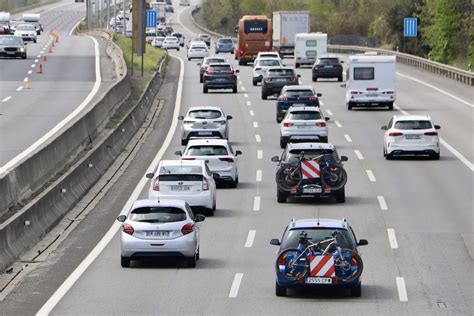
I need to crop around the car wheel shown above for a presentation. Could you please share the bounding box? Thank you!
[232,85,237,93]
[22,54,27,59]
[261,91,268,100]
[432,152,440,160]
[188,57,191,61]
[121,256,131,268]
[252,78,257,86]
[177,48,180,51]
[347,102,353,110]
[295,63,300,68]
[319,136,328,143]
[215,51,218,54]
[334,187,345,203]
[34,39,37,43]
[275,282,287,297]
[385,152,393,160]
[279,137,286,149]
[388,102,394,111]
[186,254,197,268]
[199,75,203,83]
[312,76,317,82]
[277,189,287,203]
[229,175,238,188]
[203,86,208,93]
[350,282,362,297]
[196,248,200,261]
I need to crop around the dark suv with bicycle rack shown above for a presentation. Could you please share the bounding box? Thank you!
[271,142,347,203]
[270,217,368,297]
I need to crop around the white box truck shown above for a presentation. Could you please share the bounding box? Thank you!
[294,32,327,68]
[344,53,396,110]
[272,11,310,57]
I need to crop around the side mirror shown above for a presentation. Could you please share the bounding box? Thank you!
[357,239,368,246]
[340,60,344,64]
[235,69,240,73]
[434,125,441,130]
[325,117,330,122]
[297,74,301,78]
[235,150,242,156]
[116,215,127,222]
[145,172,155,179]
[212,173,220,180]
[340,83,346,88]
[194,214,206,222]
[174,150,182,156]
[197,63,201,66]
[340,156,348,162]
[226,115,233,120]
[270,239,281,246]
[178,115,184,120]
[381,125,388,130]
[271,156,280,162]
[317,93,322,97]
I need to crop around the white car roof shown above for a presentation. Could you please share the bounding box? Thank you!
[287,106,322,113]
[258,52,279,56]
[131,199,188,210]
[187,106,223,112]
[290,218,348,230]
[284,85,313,91]
[165,36,178,40]
[159,159,204,167]
[287,142,335,151]
[186,139,229,146]
[393,114,431,121]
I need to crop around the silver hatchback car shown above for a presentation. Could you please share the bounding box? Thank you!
[178,106,232,145]
[117,199,205,268]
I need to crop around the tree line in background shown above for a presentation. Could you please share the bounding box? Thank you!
[198,0,473,69]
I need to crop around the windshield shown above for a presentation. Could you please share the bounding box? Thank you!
[204,58,225,65]
[268,69,294,77]
[288,111,322,120]
[0,37,22,45]
[285,89,314,97]
[258,59,281,67]
[16,24,34,31]
[130,207,186,223]
[281,228,356,250]
[186,145,228,156]
[159,165,202,175]
[394,120,432,130]
[209,65,231,72]
[188,110,221,119]
[318,58,340,65]
[243,20,268,34]
[219,38,233,44]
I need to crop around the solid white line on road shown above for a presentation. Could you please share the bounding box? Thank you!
[255,134,261,143]
[344,134,352,143]
[257,150,263,159]
[31,64,35,68]
[249,110,255,116]
[397,72,473,108]
[27,70,32,75]
[326,109,333,116]
[335,120,342,128]
[244,93,249,98]
[396,277,408,302]
[253,196,261,211]
[1,35,102,176]
[366,170,376,182]
[229,273,244,298]
[35,53,186,316]
[34,59,39,63]
[354,150,364,160]
[377,196,388,210]
[2,96,12,103]
[253,121,258,128]
[394,104,409,115]
[241,86,246,91]
[256,170,262,182]
[16,86,23,91]
[387,228,398,249]
[246,100,251,106]
[244,230,256,248]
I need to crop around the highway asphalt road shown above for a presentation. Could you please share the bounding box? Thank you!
[1,2,473,315]
[0,1,99,169]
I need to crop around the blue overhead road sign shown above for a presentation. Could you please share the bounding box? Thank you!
[146,10,157,28]
[404,18,417,37]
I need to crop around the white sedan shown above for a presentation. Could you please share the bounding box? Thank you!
[382,115,441,160]
[163,36,180,50]
[280,106,329,148]
[177,139,241,188]
[252,57,282,85]
[187,43,209,60]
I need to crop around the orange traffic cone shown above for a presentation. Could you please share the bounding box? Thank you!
[43,54,48,62]
[36,64,43,74]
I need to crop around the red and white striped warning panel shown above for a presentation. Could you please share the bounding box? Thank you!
[301,160,320,179]
[309,255,335,277]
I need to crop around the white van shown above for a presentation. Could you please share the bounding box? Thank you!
[344,54,396,110]
[294,32,327,68]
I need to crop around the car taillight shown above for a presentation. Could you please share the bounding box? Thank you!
[424,131,438,136]
[182,157,196,160]
[389,132,403,136]
[283,122,294,127]
[153,179,160,191]
[123,223,134,235]
[367,88,378,91]
[181,223,194,235]
[255,67,261,71]
[329,167,338,173]
[316,122,326,127]
[266,77,273,82]
[351,256,359,266]
[279,96,288,101]
[290,76,297,81]
[309,96,318,101]
[202,178,209,191]
[205,70,214,74]
[278,253,286,268]
[214,120,226,124]
[219,157,234,163]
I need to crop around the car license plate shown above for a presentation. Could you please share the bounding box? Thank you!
[406,134,421,139]
[303,187,322,194]
[276,78,287,82]
[198,131,212,136]
[366,93,378,97]
[324,65,333,68]
[171,185,190,191]
[146,231,169,237]
[305,277,332,284]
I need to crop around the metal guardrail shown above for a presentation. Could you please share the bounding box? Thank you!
[190,8,473,86]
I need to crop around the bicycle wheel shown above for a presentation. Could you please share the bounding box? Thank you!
[320,165,347,191]
[276,165,301,192]
[334,248,363,283]
[275,248,307,281]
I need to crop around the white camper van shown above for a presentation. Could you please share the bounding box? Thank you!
[344,54,396,110]
[294,32,327,68]
[23,13,42,34]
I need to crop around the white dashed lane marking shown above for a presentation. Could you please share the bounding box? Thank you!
[344,134,352,143]
[354,150,364,160]
[253,121,258,128]
[366,170,376,182]
[396,277,408,302]
[2,96,12,103]
[255,134,261,143]
[31,64,35,68]
[244,230,256,248]
[257,150,263,159]
[246,101,251,106]
[256,170,262,182]
[27,70,32,75]
[377,196,388,210]
[16,86,23,91]
[253,196,261,211]
[229,273,244,298]
[244,93,248,98]
[387,228,398,249]
[325,109,333,116]
[335,120,342,128]
[249,110,255,116]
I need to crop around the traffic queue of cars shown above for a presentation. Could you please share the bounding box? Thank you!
[0,12,42,59]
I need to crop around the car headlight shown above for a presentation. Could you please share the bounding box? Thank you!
[19,48,25,52]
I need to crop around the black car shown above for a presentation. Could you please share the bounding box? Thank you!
[0,35,27,59]
[198,56,226,83]
[198,33,211,47]
[271,142,347,203]
[276,85,322,122]
[202,63,239,93]
[312,57,344,82]
[261,67,300,100]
